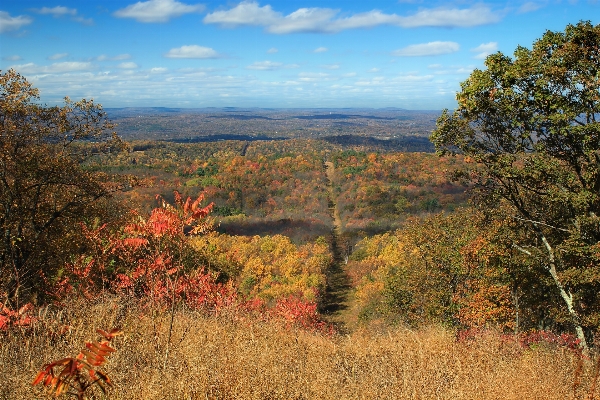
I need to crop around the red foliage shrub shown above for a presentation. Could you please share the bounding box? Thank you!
[0,303,36,330]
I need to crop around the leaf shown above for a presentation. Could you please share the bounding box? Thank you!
[32,371,46,386]
[96,370,113,386]
[108,328,123,337]
[96,328,121,340]
[54,381,66,396]
[96,329,110,339]
[43,373,54,386]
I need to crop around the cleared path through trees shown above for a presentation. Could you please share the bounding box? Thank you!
[320,161,352,331]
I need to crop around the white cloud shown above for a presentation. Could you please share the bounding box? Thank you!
[48,53,69,60]
[471,42,498,59]
[114,0,205,23]
[118,62,139,69]
[164,45,220,59]
[355,77,386,86]
[203,1,279,27]
[297,72,334,82]
[246,61,299,70]
[97,54,132,61]
[395,6,501,28]
[518,2,545,13]
[368,68,380,73]
[14,64,460,109]
[472,42,498,53]
[32,6,77,16]
[0,11,33,33]
[314,47,328,53]
[392,41,460,57]
[31,6,93,25]
[247,61,283,70]
[72,16,94,25]
[267,47,278,53]
[203,2,502,34]
[429,65,476,75]
[321,64,340,70]
[9,62,93,74]
[269,8,339,34]
[3,55,22,61]
[394,74,435,82]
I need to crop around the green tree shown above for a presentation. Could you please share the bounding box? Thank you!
[0,70,123,304]
[431,21,600,349]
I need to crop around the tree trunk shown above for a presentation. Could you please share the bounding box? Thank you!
[538,233,588,351]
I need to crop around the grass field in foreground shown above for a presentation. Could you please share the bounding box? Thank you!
[1,296,597,400]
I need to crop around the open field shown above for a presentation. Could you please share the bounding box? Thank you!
[2,296,597,400]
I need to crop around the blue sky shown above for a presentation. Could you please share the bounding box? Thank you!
[1,0,598,109]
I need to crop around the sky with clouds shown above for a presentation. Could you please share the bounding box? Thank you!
[1,0,598,109]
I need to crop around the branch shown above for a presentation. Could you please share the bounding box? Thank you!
[510,215,570,232]
[512,244,533,257]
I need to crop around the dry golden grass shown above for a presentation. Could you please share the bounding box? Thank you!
[2,295,598,399]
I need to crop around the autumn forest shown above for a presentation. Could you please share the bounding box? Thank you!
[4,21,600,399]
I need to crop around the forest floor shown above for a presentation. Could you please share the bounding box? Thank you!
[320,162,354,332]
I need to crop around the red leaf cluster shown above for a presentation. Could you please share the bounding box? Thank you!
[32,328,122,399]
[0,303,36,330]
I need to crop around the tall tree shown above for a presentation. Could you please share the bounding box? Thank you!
[0,69,123,304]
[431,21,600,349]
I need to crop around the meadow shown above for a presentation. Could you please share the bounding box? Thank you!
[3,296,597,400]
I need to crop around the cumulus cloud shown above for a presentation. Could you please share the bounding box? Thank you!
[428,65,476,75]
[246,61,283,70]
[9,62,93,74]
[394,6,501,28]
[118,62,139,69]
[518,2,545,13]
[150,67,168,73]
[471,42,498,59]
[114,0,205,22]
[48,53,69,60]
[3,55,22,61]
[0,11,33,33]
[269,7,339,34]
[31,6,93,25]
[392,41,460,57]
[164,45,220,58]
[72,16,94,25]
[203,2,279,27]
[203,1,502,34]
[297,72,333,82]
[314,47,328,53]
[32,6,77,16]
[246,61,298,70]
[97,54,132,61]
